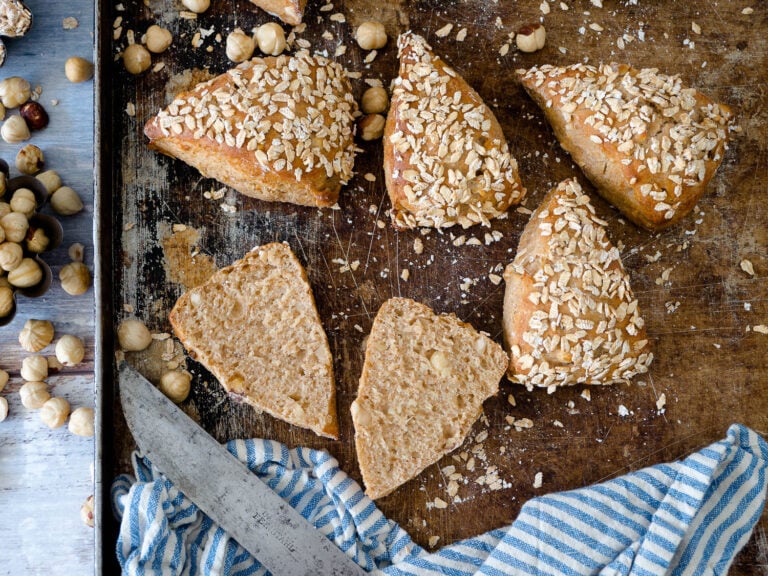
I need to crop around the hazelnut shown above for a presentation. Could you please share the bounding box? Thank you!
[15,145,44,175]
[19,319,55,352]
[64,57,94,83]
[159,370,192,403]
[55,334,85,367]
[255,23,286,56]
[0,286,13,317]
[50,186,84,216]
[0,396,7,422]
[68,242,84,262]
[59,261,90,295]
[19,101,49,131]
[69,407,94,437]
[0,202,8,218]
[1,212,29,242]
[19,381,50,409]
[10,188,36,216]
[516,23,546,53]
[358,113,385,141]
[0,241,23,271]
[21,355,48,382]
[0,102,5,121]
[0,223,3,243]
[117,318,152,351]
[356,21,387,51]
[40,397,70,428]
[145,24,173,54]
[0,172,6,197]
[8,257,42,288]
[26,227,50,253]
[361,86,389,114]
[0,369,8,392]
[36,170,62,194]
[181,0,210,13]
[122,44,151,75]
[80,495,95,527]
[0,77,31,108]
[1,115,31,144]
[226,28,255,63]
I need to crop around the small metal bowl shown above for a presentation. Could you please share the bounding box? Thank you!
[0,159,64,327]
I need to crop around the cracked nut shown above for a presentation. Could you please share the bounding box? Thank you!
[50,186,83,216]
[65,56,94,83]
[516,23,546,53]
[226,28,255,63]
[59,261,90,295]
[19,101,48,131]
[145,24,172,54]
[255,23,286,56]
[0,76,31,108]
[19,380,49,409]
[56,334,85,367]
[361,86,389,115]
[19,318,54,352]
[356,21,387,50]
[122,44,150,75]
[21,354,48,382]
[15,145,44,175]
[159,370,192,403]
[117,318,152,351]
[40,396,70,428]
[69,406,94,437]
[1,114,30,143]
[358,113,385,141]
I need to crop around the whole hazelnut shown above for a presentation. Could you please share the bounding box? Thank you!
[55,334,85,367]
[19,318,55,352]
[181,0,210,14]
[0,241,23,271]
[356,21,387,51]
[0,202,9,219]
[0,172,6,197]
[0,396,7,422]
[0,369,8,392]
[145,25,173,54]
[1,211,29,242]
[358,113,385,141]
[80,495,95,527]
[50,186,84,216]
[122,44,151,75]
[19,101,49,131]
[68,407,94,437]
[159,370,192,403]
[226,29,255,63]
[10,187,37,216]
[36,170,62,194]
[7,257,42,288]
[0,102,5,121]
[59,261,90,295]
[26,227,50,253]
[117,318,153,351]
[1,115,31,144]
[0,286,13,317]
[65,57,94,83]
[255,23,286,56]
[361,86,389,114]
[0,77,32,108]
[516,23,546,53]
[40,397,70,428]
[19,381,50,409]
[21,355,48,382]
[15,145,44,175]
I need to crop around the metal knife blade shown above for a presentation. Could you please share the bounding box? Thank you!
[119,362,367,576]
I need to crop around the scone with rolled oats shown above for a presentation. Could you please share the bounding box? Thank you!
[145,51,358,208]
[517,63,735,231]
[503,179,653,390]
[384,32,526,230]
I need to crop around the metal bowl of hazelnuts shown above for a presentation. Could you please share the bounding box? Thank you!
[0,158,64,326]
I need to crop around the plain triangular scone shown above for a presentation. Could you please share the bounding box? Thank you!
[384,32,526,229]
[248,0,306,25]
[145,51,358,208]
[169,242,338,439]
[351,297,509,499]
[503,180,653,390]
[517,63,734,231]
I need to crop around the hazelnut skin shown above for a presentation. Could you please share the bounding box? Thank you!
[19,102,49,131]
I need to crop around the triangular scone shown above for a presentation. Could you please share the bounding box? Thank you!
[248,0,306,25]
[351,297,508,499]
[145,51,358,208]
[384,32,525,229]
[503,180,653,390]
[517,64,734,231]
[169,242,338,439]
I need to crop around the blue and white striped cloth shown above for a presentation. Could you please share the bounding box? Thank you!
[112,423,767,575]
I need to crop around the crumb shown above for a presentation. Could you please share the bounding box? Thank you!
[428,536,440,548]
[456,28,467,42]
[553,420,563,428]
[489,273,502,285]
[754,325,768,335]
[533,472,543,488]
[413,238,424,254]
[580,388,591,401]
[435,23,453,38]
[329,13,346,22]
[400,269,410,281]
[433,497,448,509]
[740,259,755,277]
[656,393,666,413]
[63,17,79,30]
[617,405,630,417]
[126,102,136,117]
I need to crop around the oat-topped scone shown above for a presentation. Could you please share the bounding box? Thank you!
[145,51,358,208]
[248,0,306,25]
[503,179,653,390]
[517,63,735,231]
[384,32,526,229]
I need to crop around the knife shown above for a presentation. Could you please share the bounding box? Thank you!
[119,362,367,576]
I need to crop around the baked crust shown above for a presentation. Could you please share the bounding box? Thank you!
[384,32,525,229]
[145,51,358,208]
[503,179,653,389]
[247,0,306,25]
[517,63,734,231]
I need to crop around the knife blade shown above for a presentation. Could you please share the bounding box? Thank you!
[119,362,367,576]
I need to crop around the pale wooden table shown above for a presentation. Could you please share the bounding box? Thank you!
[0,1,96,575]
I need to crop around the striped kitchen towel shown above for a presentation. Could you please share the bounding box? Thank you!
[112,423,768,575]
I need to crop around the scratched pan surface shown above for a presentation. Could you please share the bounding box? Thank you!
[100,0,768,572]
